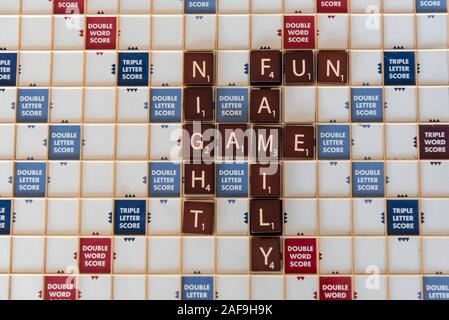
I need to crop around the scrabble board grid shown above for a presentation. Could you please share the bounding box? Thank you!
[0,0,448,301]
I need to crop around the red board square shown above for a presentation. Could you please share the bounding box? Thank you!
[317,0,348,13]
[419,125,449,160]
[284,238,317,274]
[319,277,352,300]
[284,16,315,49]
[86,17,117,50]
[79,238,112,274]
[53,0,85,14]
[44,276,77,300]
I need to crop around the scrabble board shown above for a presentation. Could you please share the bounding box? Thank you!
[0,0,448,301]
